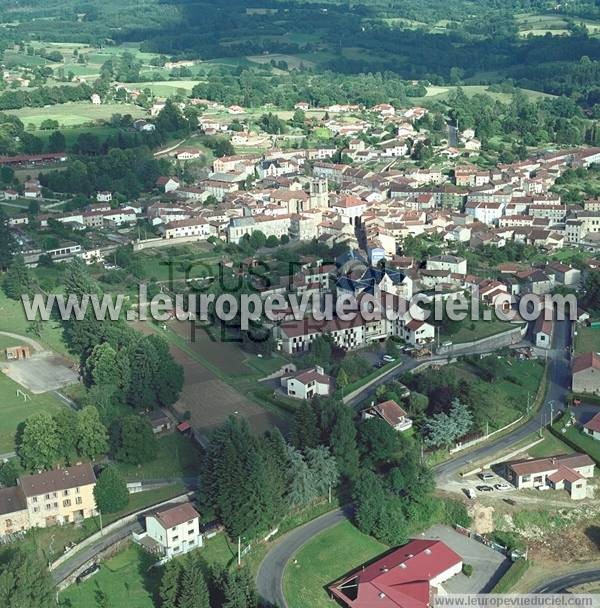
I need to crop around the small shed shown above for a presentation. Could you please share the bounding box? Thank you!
[5,346,31,361]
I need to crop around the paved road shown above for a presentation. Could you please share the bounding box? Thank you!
[436,318,571,481]
[256,506,350,607]
[257,320,573,607]
[52,520,143,583]
[533,569,600,593]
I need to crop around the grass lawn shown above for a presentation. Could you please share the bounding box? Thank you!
[441,318,518,344]
[552,420,600,464]
[283,520,387,608]
[527,430,574,458]
[574,324,600,354]
[124,80,200,96]
[7,102,146,128]
[0,372,63,452]
[0,290,70,357]
[60,544,159,608]
[115,434,202,481]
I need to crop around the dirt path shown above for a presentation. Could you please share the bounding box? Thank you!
[0,331,44,353]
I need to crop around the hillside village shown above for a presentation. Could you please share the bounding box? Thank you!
[5,9,600,605]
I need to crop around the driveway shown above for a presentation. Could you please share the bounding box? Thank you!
[425,524,510,593]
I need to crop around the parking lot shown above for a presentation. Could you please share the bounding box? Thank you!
[424,524,511,593]
[0,352,78,394]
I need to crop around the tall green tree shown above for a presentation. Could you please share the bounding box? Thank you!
[159,560,182,608]
[93,466,128,514]
[115,415,157,465]
[221,566,257,608]
[329,406,359,479]
[291,402,318,451]
[18,412,60,471]
[77,406,109,460]
[0,548,55,608]
[54,408,79,465]
[285,445,317,508]
[178,559,211,608]
[3,256,32,300]
[0,207,16,271]
[305,445,338,497]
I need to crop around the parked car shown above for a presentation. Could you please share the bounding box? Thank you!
[495,482,512,491]
[479,471,495,482]
[476,485,494,492]
[382,355,395,363]
[464,487,477,499]
[537,485,550,491]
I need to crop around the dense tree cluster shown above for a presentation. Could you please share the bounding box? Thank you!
[17,406,108,472]
[201,418,338,539]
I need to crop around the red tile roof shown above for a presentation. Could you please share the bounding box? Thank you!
[329,539,462,608]
[371,400,408,427]
[151,502,199,529]
[508,453,594,477]
[584,412,600,434]
[573,352,600,374]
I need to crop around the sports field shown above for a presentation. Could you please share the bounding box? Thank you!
[7,102,147,128]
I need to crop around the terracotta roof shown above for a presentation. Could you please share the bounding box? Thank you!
[151,502,200,529]
[291,367,331,385]
[573,352,600,374]
[584,412,600,434]
[508,454,594,477]
[19,463,96,498]
[547,465,584,484]
[371,400,408,427]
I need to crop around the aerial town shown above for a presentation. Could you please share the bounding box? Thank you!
[3,0,600,607]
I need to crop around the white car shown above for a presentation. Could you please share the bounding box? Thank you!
[494,482,512,491]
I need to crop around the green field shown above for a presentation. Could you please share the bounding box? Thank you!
[115,433,202,481]
[552,419,600,464]
[527,430,574,459]
[575,324,600,354]
[441,317,519,344]
[0,291,69,356]
[283,520,387,608]
[125,80,200,96]
[60,545,159,608]
[7,102,147,128]
[411,84,554,105]
[0,372,63,452]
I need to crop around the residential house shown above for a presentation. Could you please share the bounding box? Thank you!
[504,454,594,500]
[281,366,332,399]
[361,400,412,432]
[426,254,467,275]
[142,502,203,560]
[583,412,600,440]
[572,352,600,395]
[19,463,97,528]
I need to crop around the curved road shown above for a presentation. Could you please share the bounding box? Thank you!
[257,320,573,607]
[533,569,600,593]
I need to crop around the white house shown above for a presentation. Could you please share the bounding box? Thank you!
[280,366,332,399]
[426,254,467,275]
[96,191,112,203]
[143,502,203,560]
[161,218,214,240]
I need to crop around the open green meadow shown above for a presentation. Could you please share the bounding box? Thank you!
[283,520,388,608]
[124,80,201,96]
[8,102,147,128]
[0,372,63,453]
[575,324,600,354]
